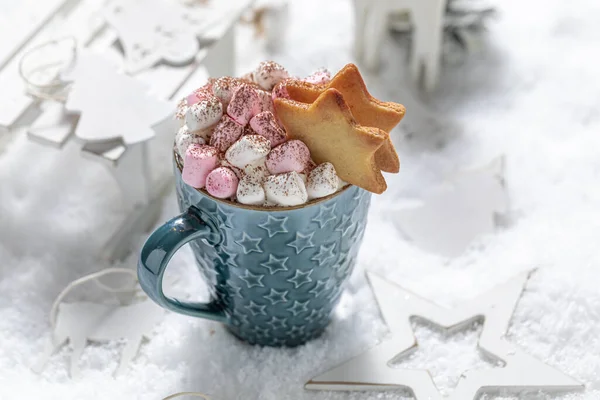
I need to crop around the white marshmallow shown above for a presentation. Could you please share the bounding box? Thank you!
[225,135,271,169]
[237,176,266,205]
[307,162,340,199]
[264,171,308,207]
[244,159,270,183]
[185,95,223,132]
[212,76,241,105]
[253,61,289,91]
[175,125,206,158]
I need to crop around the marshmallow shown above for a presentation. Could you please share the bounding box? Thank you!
[186,89,209,106]
[206,167,239,199]
[186,79,215,105]
[307,162,340,199]
[175,125,206,158]
[254,61,289,91]
[225,135,271,169]
[264,171,308,206]
[220,159,244,179]
[240,72,255,83]
[175,98,187,121]
[210,115,244,152]
[266,140,311,174]
[272,79,291,100]
[212,76,242,105]
[185,94,223,132]
[305,68,331,85]
[244,159,269,183]
[237,176,266,205]
[256,89,275,114]
[227,84,261,126]
[182,144,219,188]
[249,111,286,148]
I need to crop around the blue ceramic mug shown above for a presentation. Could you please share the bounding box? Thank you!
[138,155,371,347]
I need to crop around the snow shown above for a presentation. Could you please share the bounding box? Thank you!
[1,0,600,398]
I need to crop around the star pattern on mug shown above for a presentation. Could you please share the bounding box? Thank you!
[304,309,321,325]
[234,313,249,326]
[287,270,313,288]
[317,308,330,320]
[332,255,344,271]
[222,250,239,268]
[288,300,310,316]
[311,203,337,228]
[259,254,289,274]
[264,288,289,305]
[289,324,306,338]
[229,283,244,299]
[309,279,328,298]
[311,243,337,267]
[271,337,288,346]
[287,232,315,254]
[245,300,267,316]
[176,174,372,347]
[335,214,354,236]
[240,270,265,288]
[258,215,289,237]
[252,325,270,338]
[235,232,263,254]
[267,316,288,330]
[217,204,236,229]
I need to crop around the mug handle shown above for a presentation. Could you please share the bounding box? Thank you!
[137,206,229,323]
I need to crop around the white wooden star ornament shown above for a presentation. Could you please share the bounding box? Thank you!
[306,271,583,399]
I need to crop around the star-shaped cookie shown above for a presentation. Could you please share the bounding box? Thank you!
[284,64,404,173]
[274,88,387,194]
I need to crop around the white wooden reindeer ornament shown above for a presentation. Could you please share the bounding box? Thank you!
[33,269,164,378]
[353,0,447,91]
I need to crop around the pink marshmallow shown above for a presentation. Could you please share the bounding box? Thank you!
[182,144,219,188]
[210,115,244,152]
[266,140,311,174]
[206,167,239,199]
[186,79,215,105]
[186,89,210,106]
[249,111,286,148]
[272,79,291,100]
[227,84,261,126]
[256,89,274,114]
[305,68,331,85]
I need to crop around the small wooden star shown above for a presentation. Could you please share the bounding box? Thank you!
[274,88,387,194]
[284,64,405,173]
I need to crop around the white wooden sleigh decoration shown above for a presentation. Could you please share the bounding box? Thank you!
[0,0,253,261]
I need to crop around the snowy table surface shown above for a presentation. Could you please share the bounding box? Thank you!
[1,0,600,399]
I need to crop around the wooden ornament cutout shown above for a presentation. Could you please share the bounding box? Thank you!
[32,269,164,378]
[307,271,583,399]
[34,300,164,378]
[103,0,239,73]
[61,51,173,145]
[394,157,509,258]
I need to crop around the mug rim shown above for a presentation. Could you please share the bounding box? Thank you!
[174,150,353,212]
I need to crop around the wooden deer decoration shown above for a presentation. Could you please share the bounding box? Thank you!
[353,0,447,91]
